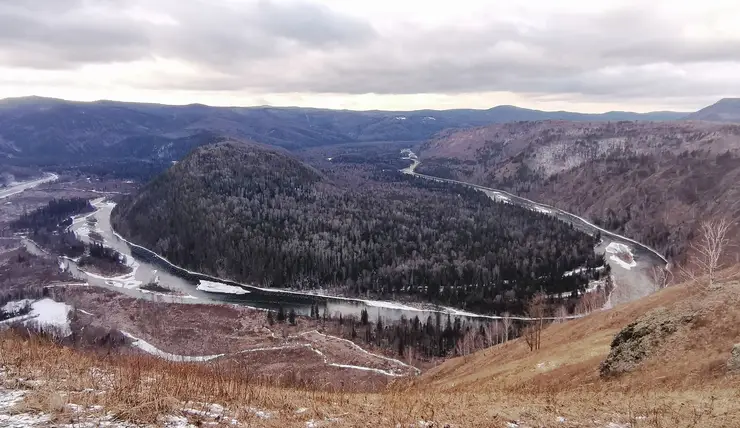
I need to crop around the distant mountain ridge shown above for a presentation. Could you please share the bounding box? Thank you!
[686,98,740,122]
[0,96,688,166]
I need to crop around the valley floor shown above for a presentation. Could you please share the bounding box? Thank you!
[2,166,739,427]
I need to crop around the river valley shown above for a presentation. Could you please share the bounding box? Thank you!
[33,150,670,325]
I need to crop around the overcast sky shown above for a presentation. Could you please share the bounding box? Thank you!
[1,0,738,112]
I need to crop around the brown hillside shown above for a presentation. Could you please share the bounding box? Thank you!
[415,270,740,426]
[417,120,740,263]
[4,273,740,427]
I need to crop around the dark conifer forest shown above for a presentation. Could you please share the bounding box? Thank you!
[11,198,93,231]
[112,141,605,314]
[8,198,94,257]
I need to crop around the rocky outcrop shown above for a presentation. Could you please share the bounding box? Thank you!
[600,308,694,377]
[728,344,740,372]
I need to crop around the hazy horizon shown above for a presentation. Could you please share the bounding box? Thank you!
[0,94,702,114]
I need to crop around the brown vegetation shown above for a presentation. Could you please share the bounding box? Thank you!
[418,120,740,265]
[4,270,740,426]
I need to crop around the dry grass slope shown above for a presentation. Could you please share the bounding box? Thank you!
[416,271,740,427]
[3,272,740,427]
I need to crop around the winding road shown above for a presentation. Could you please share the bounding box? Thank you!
[0,173,58,200]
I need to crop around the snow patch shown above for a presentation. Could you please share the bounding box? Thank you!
[121,332,224,362]
[362,299,418,311]
[1,298,73,336]
[196,280,250,295]
[1,300,33,313]
[490,193,511,204]
[237,344,307,354]
[534,206,551,215]
[440,306,480,318]
[0,389,25,410]
[605,242,637,270]
[28,299,73,335]
[0,389,52,427]
[563,265,606,277]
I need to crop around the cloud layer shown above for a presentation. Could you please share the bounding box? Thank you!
[1,0,739,110]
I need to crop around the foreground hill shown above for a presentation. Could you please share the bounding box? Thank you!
[3,268,738,426]
[111,140,605,314]
[417,120,740,262]
[416,272,740,427]
[0,96,685,167]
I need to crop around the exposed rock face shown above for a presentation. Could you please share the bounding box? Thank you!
[728,344,740,372]
[600,308,694,378]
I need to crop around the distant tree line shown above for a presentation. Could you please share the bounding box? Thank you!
[10,199,128,272]
[11,198,93,231]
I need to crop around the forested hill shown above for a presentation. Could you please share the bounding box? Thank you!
[111,141,606,314]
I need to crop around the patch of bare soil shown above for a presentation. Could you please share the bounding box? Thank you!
[0,248,76,298]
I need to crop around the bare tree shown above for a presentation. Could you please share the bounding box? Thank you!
[525,292,547,351]
[650,266,671,291]
[553,305,568,324]
[691,218,732,288]
[455,327,477,357]
[501,312,511,343]
[523,324,537,352]
[575,291,600,315]
[485,320,500,345]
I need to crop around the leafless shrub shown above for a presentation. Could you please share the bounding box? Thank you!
[685,218,733,288]
[553,305,568,324]
[575,291,601,315]
[501,312,511,343]
[525,292,547,352]
[455,327,477,358]
[650,266,672,291]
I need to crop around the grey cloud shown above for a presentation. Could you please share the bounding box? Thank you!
[2,0,739,106]
[255,0,375,46]
[0,0,375,68]
[0,1,150,67]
